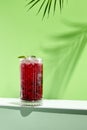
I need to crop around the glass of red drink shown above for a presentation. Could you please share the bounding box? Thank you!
[20,56,43,105]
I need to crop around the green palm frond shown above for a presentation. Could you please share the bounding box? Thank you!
[54,0,57,14]
[26,0,64,18]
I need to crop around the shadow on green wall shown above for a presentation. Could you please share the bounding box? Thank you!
[41,20,87,98]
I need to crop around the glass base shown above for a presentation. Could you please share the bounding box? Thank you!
[20,99,42,106]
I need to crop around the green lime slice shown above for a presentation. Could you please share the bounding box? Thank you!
[18,56,26,58]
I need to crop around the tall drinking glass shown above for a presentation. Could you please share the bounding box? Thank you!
[20,56,43,105]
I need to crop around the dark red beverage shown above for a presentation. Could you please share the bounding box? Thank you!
[20,56,43,103]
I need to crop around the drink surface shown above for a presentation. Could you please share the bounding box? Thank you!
[20,57,43,101]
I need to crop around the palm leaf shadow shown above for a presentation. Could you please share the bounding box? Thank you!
[41,22,87,99]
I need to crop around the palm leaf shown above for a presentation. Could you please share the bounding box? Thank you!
[37,0,46,14]
[54,0,57,14]
[27,0,40,11]
[59,0,64,10]
[26,0,36,7]
[26,0,65,17]
[59,0,62,10]
[42,0,49,18]
[48,0,52,16]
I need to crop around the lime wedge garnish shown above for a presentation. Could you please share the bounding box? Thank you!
[18,56,26,58]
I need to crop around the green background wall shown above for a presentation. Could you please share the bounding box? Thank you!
[0,0,87,99]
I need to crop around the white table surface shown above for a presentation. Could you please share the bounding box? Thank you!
[1,98,87,130]
[0,98,87,111]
